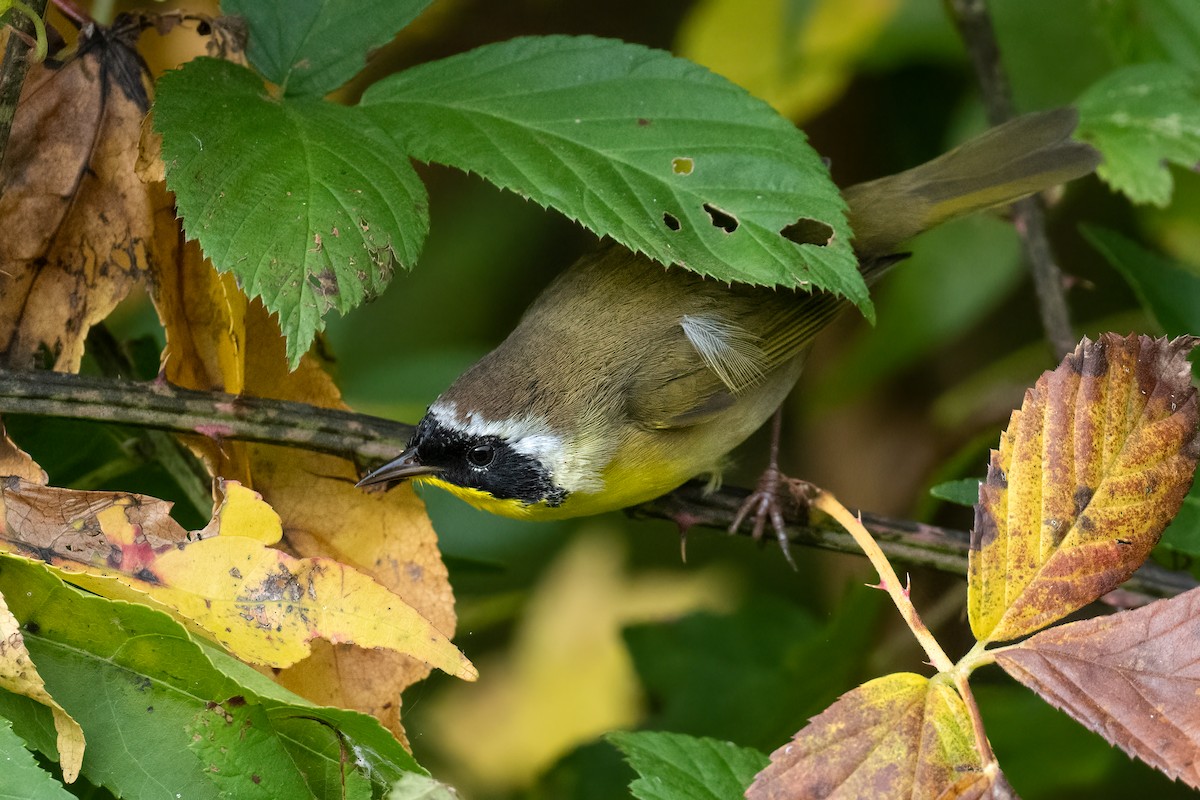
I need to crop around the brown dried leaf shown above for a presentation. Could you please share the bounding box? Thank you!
[746,673,984,800]
[0,19,169,371]
[969,334,1200,643]
[995,585,1200,789]
[150,244,461,739]
[0,420,46,484]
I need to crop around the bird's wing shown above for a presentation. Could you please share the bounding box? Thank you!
[625,290,843,430]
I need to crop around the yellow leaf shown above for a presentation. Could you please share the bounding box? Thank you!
[969,334,1200,643]
[149,197,462,738]
[0,587,85,783]
[747,673,984,799]
[677,0,899,122]
[0,479,475,681]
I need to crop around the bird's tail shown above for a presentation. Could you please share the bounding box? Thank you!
[843,108,1100,258]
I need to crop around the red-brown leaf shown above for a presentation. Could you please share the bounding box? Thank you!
[995,585,1200,788]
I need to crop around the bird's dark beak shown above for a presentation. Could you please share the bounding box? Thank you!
[356,447,441,487]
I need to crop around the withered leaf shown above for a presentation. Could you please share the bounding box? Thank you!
[0,18,169,371]
[0,478,475,681]
[746,673,983,800]
[995,585,1200,789]
[0,419,46,484]
[150,240,461,740]
[969,334,1200,643]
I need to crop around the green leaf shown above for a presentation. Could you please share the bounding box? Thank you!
[221,0,432,97]
[1076,62,1200,206]
[929,478,982,507]
[155,57,428,368]
[607,731,768,800]
[1082,224,1200,336]
[187,701,311,799]
[360,35,869,315]
[0,555,422,799]
[0,715,74,800]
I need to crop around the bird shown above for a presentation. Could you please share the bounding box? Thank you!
[358,108,1099,532]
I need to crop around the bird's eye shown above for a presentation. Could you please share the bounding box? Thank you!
[467,443,495,468]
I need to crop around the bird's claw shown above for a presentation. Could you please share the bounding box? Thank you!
[729,466,814,570]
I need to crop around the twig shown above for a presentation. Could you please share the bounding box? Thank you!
[0,369,414,463]
[633,481,1197,604]
[944,0,1075,359]
[0,0,48,164]
[814,490,954,671]
[1,369,1195,603]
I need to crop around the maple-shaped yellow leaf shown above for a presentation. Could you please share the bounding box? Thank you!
[0,584,85,783]
[969,334,1200,643]
[747,672,984,799]
[0,478,475,681]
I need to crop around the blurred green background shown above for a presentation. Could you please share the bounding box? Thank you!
[20,0,1200,797]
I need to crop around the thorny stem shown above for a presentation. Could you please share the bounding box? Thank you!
[813,490,955,673]
[2,369,1197,604]
[818,488,999,767]
[944,0,1076,359]
[0,0,48,163]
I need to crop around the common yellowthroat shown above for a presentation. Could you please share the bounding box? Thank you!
[359,109,1099,519]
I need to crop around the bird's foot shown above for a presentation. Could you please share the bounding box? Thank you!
[728,465,816,569]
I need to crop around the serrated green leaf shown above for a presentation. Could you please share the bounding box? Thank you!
[0,716,74,800]
[0,555,422,799]
[1076,62,1200,206]
[608,731,768,800]
[929,478,982,507]
[1082,224,1200,336]
[155,57,428,368]
[221,0,432,97]
[360,35,869,315]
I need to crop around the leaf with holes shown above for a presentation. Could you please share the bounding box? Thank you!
[745,673,985,800]
[968,334,1200,644]
[360,35,868,314]
[995,585,1200,789]
[155,57,428,368]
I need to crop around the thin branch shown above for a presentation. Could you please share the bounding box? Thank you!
[633,481,1197,604]
[0,369,414,463]
[0,0,48,163]
[944,0,1075,358]
[1,369,1195,603]
[814,490,954,671]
